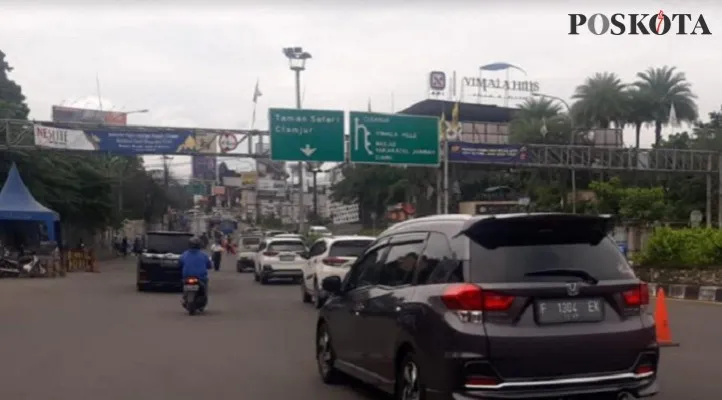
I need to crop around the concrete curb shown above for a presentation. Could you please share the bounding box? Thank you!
[649,283,722,303]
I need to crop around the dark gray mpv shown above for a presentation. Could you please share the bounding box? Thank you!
[315,213,658,399]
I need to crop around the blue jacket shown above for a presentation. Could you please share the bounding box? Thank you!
[180,249,212,280]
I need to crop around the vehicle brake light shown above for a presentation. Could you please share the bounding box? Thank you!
[634,364,655,375]
[185,277,199,284]
[441,284,515,312]
[263,251,278,257]
[622,282,649,306]
[322,257,346,267]
[465,376,501,388]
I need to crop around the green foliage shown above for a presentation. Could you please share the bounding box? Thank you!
[636,227,722,267]
[587,178,670,223]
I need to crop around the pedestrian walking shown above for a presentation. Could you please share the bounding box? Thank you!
[210,240,223,271]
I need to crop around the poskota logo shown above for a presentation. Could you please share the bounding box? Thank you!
[569,10,711,35]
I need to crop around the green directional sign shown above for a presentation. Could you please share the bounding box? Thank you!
[269,108,345,162]
[349,112,439,166]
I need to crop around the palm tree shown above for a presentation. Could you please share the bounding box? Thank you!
[509,97,570,144]
[634,66,698,146]
[625,88,655,149]
[570,72,627,129]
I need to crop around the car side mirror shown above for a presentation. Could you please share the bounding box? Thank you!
[321,276,342,295]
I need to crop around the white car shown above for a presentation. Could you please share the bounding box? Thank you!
[308,226,333,237]
[236,235,262,272]
[253,236,308,284]
[300,235,376,307]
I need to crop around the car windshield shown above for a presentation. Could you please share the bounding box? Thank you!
[268,241,306,252]
[145,234,192,254]
[329,240,373,257]
[468,235,634,283]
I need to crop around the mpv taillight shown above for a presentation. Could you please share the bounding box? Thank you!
[442,284,514,322]
[263,251,278,257]
[622,282,649,307]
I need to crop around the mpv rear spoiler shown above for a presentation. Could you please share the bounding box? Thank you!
[456,213,614,249]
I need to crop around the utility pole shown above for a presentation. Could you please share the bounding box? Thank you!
[283,46,312,234]
[295,68,304,233]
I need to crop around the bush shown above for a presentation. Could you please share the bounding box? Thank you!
[636,227,722,268]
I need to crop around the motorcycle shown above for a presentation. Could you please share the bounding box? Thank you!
[0,251,44,278]
[182,276,207,315]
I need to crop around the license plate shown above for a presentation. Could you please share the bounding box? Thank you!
[279,255,295,261]
[184,284,199,291]
[162,260,179,267]
[535,298,604,324]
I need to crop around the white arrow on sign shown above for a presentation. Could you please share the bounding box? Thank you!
[300,144,317,157]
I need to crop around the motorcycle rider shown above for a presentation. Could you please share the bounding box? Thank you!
[179,237,212,300]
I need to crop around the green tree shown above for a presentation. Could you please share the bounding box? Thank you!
[634,66,698,146]
[625,88,655,149]
[571,72,627,129]
[509,97,571,144]
[0,50,30,120]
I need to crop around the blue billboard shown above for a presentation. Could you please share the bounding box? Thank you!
[83,129,197,155]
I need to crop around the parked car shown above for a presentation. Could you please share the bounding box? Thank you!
[315,213,657,400]
[301,235,375,308]
[136,231,194,292]
[253,236,308,284]
[236,235,263,272]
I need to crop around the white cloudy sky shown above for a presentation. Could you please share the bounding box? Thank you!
[1,0,720,176]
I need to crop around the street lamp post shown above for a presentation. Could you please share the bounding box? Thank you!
[532,93,577,214]
[283,47,312,233]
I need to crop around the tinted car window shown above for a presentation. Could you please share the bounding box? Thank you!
[329,240,374,258]
[346,246,386,290]
[309,241,327,257]
[469,237,635,283]
[146,234,192,254]
[378,239,425,287]
[268,241,306,252]
[416,232,463,284]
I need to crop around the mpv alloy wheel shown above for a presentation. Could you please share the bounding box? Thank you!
[397,353,424,400]
[316,324,340,384]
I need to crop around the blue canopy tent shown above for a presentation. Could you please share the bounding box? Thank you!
[0,163,59,241]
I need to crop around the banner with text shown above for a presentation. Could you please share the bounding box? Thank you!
[447,142,529,164]
[83,129,196,154]
[33,125,96,150]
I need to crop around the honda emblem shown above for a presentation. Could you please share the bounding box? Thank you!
[566,282,580,296]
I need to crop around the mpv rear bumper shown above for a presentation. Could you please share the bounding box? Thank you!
[438,372,658,399]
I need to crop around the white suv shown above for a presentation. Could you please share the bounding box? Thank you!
[300,235,375,307]
[253,236,308,284]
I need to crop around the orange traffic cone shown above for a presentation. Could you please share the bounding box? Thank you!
[655,288,680,347]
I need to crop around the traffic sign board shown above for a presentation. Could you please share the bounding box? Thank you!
[269,108,345,162]
[349,112,439,166]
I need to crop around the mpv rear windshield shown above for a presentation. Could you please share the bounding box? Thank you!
[268,241,306,252]
[146,234,192,254]
[469,238,634,283]
[465,217,635,282]
[329,240,373,257]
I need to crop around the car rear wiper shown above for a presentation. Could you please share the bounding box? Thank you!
[524,269,599,285]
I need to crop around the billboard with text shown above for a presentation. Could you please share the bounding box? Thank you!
[52,105,128,125]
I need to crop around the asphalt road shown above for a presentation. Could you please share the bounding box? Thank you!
[0,256,720,400]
